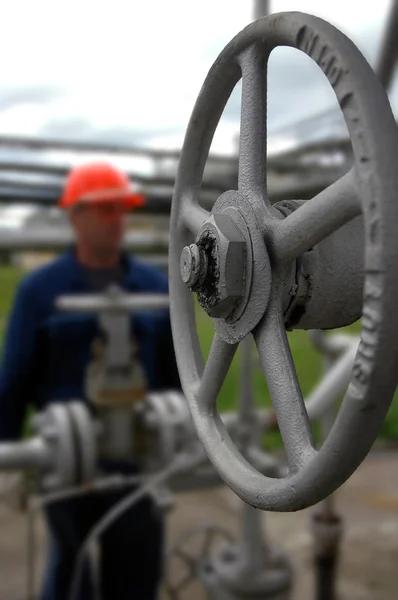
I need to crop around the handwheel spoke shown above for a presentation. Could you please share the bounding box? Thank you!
[254,291,316,472]
[181,202,210,237]
[194,334,238,411]
[272,169,361,264]
[238,44,270,205]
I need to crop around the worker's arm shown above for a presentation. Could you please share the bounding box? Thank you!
[0,279,40,440]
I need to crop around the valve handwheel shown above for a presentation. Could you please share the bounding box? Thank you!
[169,12,398,511]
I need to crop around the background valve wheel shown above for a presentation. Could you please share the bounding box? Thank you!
[164,524,234,600]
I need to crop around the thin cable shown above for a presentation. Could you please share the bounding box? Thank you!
[25,474,145,600]
[30,474,146,510]
[68,456,194,600]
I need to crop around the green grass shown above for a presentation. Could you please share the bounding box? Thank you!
[1,265,398,447]
[195,303,398,448]
[0,266,32,436]
[0,266,25,337]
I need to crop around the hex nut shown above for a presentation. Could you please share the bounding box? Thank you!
[196,213,246,319]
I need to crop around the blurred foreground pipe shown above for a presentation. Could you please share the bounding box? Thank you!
[0,438,51,471]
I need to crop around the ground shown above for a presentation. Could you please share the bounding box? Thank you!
[0,450,397,599]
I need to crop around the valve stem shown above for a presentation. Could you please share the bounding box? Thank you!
[180,244,208,288]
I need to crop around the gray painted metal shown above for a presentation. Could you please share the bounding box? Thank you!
[169,12,398,511]
[208,502,292,598]
[309,329,357,357]
[144,393,181,470]
[188,211,247,320]
[301,342,358,423]
[375,0,398,91]
[202,191,272,343]
[99,312,134,369]
[240,331,359,436]
[0,134,233,164]
[180,243,207,287]
[56,290,170,313]
[237,336,259,455]
[32,404,76,490]
[0,403,96,490]
[253,0,270,20]
[143,392,203,476]
[272,197,364,330]
[67,402,97,485]
[0,136,357,208]
[99,408,136,461]
[0,438,51,471]
[310,336,343,600]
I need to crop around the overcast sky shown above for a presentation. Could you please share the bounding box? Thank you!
[0,0,395,154]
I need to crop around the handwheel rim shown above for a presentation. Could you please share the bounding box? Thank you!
[169,12,398,511]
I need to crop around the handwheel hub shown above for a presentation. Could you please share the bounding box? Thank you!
[181,212,246,319]
[180,190,272,343]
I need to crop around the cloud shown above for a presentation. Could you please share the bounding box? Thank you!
[37,118,161,146]
[0,84,65,111]
[0,0,394,153]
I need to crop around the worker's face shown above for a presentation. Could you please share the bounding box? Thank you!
[69,201,127,258]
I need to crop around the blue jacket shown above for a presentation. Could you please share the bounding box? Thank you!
[0,249,180,441]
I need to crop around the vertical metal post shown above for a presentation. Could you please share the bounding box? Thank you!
[239,334,272,573]
[234,4,291,591]
[375,0,398,91]
[211,2,291,596]
[240,502,270,574]
[253,0,270,20]
[239,334,254,432]
[234,332,292,597]
[311,338,343,600]
[320,352,335,518]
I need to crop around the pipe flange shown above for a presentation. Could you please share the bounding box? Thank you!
[37,404,76,490]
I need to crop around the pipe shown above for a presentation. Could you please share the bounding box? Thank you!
[56,292,170,313]
[0,438,52,471]
[311,341,344,600]
[253,0,270,20]
[312,512,343,600]
[308,330,358,358]
[240,502,271,575]
[304,341,359,423]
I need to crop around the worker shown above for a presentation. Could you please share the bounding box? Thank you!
[0,162,181,600]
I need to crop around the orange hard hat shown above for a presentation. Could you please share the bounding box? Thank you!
[58,162,145,210]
